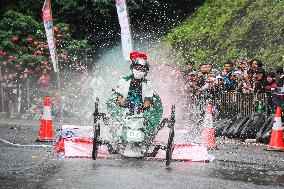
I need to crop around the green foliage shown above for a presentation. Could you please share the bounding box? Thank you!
[67,39,92,53]
[165,0,284,70]
[0,10,41,36]
[0,10,92,71]
[13,54,46,68]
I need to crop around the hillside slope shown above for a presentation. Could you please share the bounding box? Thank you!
[165,0,284,69]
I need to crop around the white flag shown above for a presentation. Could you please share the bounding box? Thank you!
[42,0,59,72]
[115,0,133,61]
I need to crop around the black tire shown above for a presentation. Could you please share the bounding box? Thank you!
[107,144,118,154]
[215,119,230,137]
[222,115,243,136]
[169,105,175,129]
[215,114,239,137]
[166,129,174,166]
[256,115,273,142]
[92,121,101,160]
[233,114,254,138]
[230,115,252,138]
[260,120,274,144]
[239,115,265,140]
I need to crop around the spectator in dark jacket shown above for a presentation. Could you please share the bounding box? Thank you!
[221,61,234,91]
[249,58,263,74]
[265,72,277,90]
[254,67,268,93]
[275,67,284,89]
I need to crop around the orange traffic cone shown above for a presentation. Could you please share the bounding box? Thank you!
[36,96,53,142]
[202,102,217,149]
[267,106,284,151]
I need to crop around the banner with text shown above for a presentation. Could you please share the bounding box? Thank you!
[115,0,133,61]
[42,0,58,72]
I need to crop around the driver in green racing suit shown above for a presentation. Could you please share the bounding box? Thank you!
[107,51,163,142]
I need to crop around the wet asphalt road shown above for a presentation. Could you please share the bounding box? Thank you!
[0,119,284,189]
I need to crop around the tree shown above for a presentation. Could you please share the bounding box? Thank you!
[0,10,91,73]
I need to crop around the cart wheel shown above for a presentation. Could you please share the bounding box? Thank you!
[92,123,100,160]
[166,128,174,166]
[93,98,99,125]
[168,105,175,129]
[107,144,118,154]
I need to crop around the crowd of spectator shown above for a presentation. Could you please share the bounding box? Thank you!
[0,67,52,117]
[0,57,283,120]
[183,59,284,95]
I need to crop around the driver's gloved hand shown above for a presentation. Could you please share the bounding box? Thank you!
[142,106,150,111]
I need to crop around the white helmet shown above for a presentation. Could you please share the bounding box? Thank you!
[130,52,149,79]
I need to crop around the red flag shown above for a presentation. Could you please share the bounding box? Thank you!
[42,0,52,20]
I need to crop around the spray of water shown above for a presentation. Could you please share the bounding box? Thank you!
[99,40,202,141]
[61,37,203,143]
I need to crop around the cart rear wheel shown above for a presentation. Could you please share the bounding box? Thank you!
[92,123,100,160]
[166,129,174,166]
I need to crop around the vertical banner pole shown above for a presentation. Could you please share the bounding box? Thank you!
[0,66,3,112]
[42,0,62,118]
[115,0,133,61]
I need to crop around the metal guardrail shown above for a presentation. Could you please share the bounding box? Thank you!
[216,92,267,118]
[188,91,269,119]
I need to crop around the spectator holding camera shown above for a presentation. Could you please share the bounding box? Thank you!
[242,68,255,93]
[196,64,208,90]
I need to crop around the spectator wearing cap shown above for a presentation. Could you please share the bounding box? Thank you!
[254,67,268,93]
[275,67,284,89]
[204,72,219,93]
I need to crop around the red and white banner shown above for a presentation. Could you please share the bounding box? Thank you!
[42,0,58,72]
[115,0,133,61]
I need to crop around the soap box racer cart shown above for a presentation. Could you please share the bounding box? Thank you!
[92,99,175,166]
[54,100,213,163]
